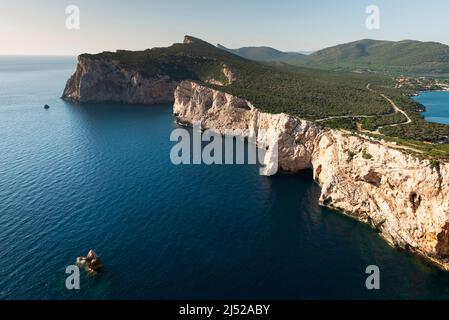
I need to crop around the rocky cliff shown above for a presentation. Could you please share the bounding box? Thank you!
[62,56,178,104]
[61,50,449,269]
[174,80,449,270]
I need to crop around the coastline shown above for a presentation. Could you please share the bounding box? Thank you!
[61,54,449,272]
[6,55,449,299]
[172,80,449,271]
[413,90,449,126]
[413,88,449,97]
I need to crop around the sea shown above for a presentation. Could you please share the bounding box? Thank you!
[413,90,449,125]
[2,56,449,300]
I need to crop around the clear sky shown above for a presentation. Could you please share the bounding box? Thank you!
[1,0,449,55]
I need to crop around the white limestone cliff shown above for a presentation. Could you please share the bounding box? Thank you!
[174,81,321,174]
[174,80,449,270]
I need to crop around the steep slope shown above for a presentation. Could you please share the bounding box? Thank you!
[62,36,393,121]
[174,80,449,270]
[63,36,241,103]
[62,36,449,143]
[61,36,449,270]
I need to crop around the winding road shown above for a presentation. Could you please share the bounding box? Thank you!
[366,84,412,131]
[338,84,423,154]
[316,83,413,134]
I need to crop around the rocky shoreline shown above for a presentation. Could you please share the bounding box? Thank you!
[62,56,178,104]
[63,57,449,270]
[173,80,449,270]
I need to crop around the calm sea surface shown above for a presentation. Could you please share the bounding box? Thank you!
[413,91,449,125]
[2,56,449,300]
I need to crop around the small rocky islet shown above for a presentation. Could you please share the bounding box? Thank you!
[62,36,449,271]
[76,250,104,274]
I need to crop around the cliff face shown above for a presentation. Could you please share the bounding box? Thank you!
[174,80,449,270]
[62,56,178,104]
[61,51,449,269]
[174,81,321,174]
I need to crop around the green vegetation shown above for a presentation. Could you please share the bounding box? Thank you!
[222,39,449,75]
[377,135,449,159]
[345,150,356,162]
[430,159,440,170]
[84,36,449,158]
[85,36,393,120]
[319,118,357,131]
[217,44,306,64]
[381,120,449,142]
[360,113,407,131]
[226,65,394,119]
[362,149,373,160]
[367,85,449,141]
[305,39,449,75]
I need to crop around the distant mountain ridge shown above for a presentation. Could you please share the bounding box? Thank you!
[217,44,306,64]
[218,39,449,75]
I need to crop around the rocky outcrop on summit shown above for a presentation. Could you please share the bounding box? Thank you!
[62,56,178,104]
[174,80,449,270]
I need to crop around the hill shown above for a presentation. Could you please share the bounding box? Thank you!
[220,39,449,75]
[217,44,306,64]
[74,36,449,149]
[306,39,449,74]
[83,36,392,120]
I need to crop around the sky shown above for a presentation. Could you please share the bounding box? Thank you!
[1,0,449,55]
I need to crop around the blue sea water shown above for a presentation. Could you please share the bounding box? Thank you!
[413,91,449,125]
[2,57,449,300]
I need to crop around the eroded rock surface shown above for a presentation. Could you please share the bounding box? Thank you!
[174,80,449,270]
[63,56,178,104]
[174,81,321,173]
[61,51,449,270]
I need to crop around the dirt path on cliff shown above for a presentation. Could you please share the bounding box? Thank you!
[316,84,412,132]
[366,83,413,132]
[340,129,424,154]
[315,114,375,122]
[335,84,423,154]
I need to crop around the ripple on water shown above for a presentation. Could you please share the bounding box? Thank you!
[3,59,449,299]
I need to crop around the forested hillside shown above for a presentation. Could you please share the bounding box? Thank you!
[220,39,449,75]
[84,36,449,153]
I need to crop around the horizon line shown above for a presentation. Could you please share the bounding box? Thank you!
[2,36,449,57]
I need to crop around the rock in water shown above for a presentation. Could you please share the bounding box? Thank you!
[44,104,50,109]
[173,80,449,271]
[76,250,104,274]
[86,250,97,261]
